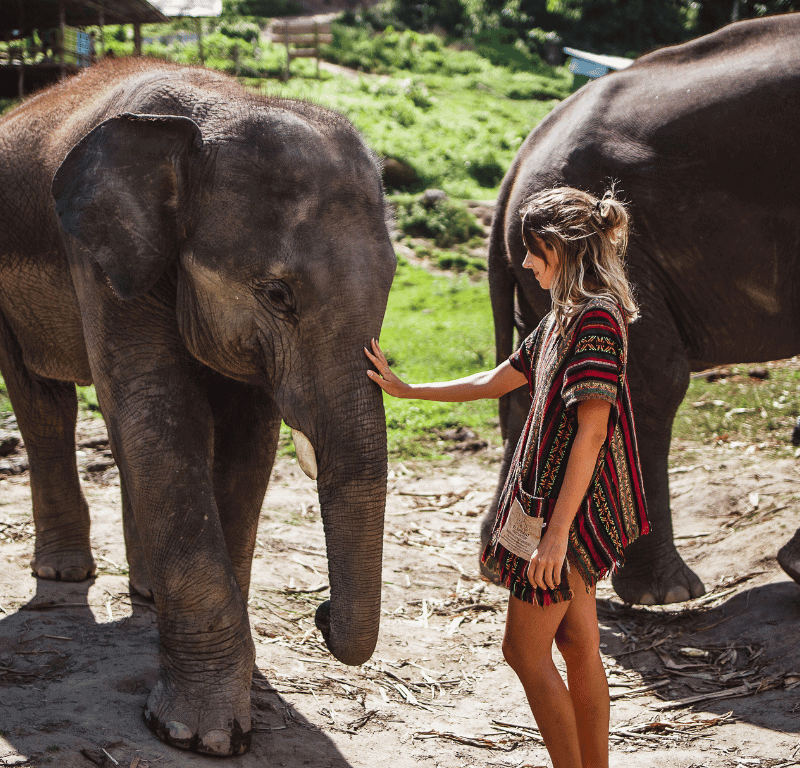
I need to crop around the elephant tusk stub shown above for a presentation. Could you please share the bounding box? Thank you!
[291,429,318,480]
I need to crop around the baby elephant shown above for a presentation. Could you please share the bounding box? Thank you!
[0,58,396,755]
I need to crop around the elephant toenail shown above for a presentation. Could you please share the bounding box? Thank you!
[199,729,231,755]
[36,566,57,580]
[663,586,690,604]
[165,721,193,746]
[638,593,656,605]
[62,566,88,581]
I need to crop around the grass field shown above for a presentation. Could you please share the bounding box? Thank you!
[250,70,561,200]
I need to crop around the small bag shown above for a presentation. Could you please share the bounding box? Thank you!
[497,496,544,560]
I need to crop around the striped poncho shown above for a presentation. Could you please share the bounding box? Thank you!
[481,298,649,606]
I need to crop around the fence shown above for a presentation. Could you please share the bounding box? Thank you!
[270,19,332,79]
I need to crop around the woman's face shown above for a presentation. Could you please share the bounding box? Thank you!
[522,236,559,290]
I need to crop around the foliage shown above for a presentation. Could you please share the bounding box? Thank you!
[222,0,302,17]
[0,99,18,117]
[269,66,561,198]
[100,24,291,78]
[392,195,483,247]
[347,0,800,61]
[378,259,498,457]
[672,366,800,455]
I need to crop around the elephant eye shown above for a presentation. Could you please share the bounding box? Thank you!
[256,279,297,318]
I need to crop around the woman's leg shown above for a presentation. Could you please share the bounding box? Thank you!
[503,581,578,768]
[502,566,608,768]
[555,570,609,768]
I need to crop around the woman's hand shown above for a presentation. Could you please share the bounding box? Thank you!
[365,338,412,398]
[526,526,570,591]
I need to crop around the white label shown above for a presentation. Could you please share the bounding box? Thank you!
[498,498,543,560]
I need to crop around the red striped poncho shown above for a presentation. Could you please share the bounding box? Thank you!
[481,298,649,606]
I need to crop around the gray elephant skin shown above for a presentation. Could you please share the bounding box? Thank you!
[0,59,395,755]
[485,14,800,605]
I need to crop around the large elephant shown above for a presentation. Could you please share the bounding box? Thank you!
[484,14,800,605]
[0,59,395,755]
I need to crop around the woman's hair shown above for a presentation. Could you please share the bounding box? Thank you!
[519,186,639,336]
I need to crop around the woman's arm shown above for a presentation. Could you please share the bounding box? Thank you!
[527,398,612,591]
[365,338,527,402]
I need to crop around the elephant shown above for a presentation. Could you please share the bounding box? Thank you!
[483,14,800,605]
[0,58,395,755]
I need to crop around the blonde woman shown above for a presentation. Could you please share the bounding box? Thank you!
[365,186,648,768]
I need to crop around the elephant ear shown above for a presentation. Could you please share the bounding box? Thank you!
[52,113,202,301]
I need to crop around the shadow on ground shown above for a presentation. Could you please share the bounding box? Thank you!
[0,576,354,768]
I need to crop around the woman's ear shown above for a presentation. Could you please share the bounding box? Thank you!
[52,113,202,300]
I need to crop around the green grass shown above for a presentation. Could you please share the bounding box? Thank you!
[277,256,497,460]
[672,365,800,452]
[247,69,561,199]
[377,258,497,457]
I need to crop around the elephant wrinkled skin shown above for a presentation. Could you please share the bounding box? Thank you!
[0,59,396,756]
[484,15,800,605]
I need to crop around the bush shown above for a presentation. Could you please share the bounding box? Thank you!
[465,151,504,187]
[218,20,262,43]
[394,195,483,248]
[436,252,486,274]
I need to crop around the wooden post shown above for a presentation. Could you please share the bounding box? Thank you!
[58,0,66,80]
[133,23,142,56]
[98,2,105,56]
[17,63,24,99]
[233,43,240,76]
[314,22,319,78]
[196,17,204,65]
[284,22,290,80]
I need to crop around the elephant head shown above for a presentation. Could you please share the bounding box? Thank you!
[52,110,396,666]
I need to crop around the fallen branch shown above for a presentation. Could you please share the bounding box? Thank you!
[414,730,519,751]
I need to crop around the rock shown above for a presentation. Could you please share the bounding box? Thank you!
[0,431,20,457]
[749,367,770,380]
[435,426,488,452]
[79,747,108,766]
[419,189,447,208]
[705,368,731,382]
[382,157,417,188]
[469,204,495,226]
[0,756,31,766]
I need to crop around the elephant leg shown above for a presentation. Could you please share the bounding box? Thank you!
[95,367,254,756]
[612,314,704,605]
[208,377,281,601]
[121,474,152,598]
[778,527,800,585]
[0,313,94,581]
[480,385,529,581]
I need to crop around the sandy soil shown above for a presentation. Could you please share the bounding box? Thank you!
[1,417,799,768]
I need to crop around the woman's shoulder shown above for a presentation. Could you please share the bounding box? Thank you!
[575,297,625,337]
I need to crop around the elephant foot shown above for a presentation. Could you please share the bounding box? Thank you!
[479,559,502,585]
[30,549,96,582]
[143,654,253,755]
[777,527,800,585]
[612,548,705,605]
[127,556,153,600]
[478,510,502,585]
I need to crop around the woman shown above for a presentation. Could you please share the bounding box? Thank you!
[365,186,649,768]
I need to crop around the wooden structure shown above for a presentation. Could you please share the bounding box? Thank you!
[147,0,222,66]
[0,0,167,98]
[270,18,333,79]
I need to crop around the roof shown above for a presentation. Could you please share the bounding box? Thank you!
[563,46,635,78]
[2,0,168,32]
[147,0,222,16]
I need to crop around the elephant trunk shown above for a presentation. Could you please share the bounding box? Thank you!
[312,382,387,666]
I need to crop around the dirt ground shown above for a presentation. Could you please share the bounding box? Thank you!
[1,416,800,768]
